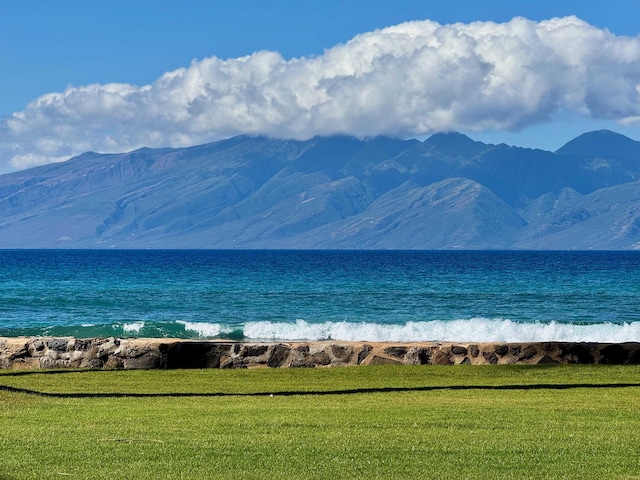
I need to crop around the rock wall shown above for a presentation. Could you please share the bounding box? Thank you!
[1,337,640,370]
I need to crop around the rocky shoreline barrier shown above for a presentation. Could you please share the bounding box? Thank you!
[1,337,640,370]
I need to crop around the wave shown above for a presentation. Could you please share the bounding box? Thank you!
[183,318,640,343]
[3,318,640,343]
[176,321,239,339]
[122,322,145,334]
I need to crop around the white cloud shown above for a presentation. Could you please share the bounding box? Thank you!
[2,16,640,170]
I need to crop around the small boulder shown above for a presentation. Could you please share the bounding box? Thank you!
[243,345,269,357]
[267,344,291,368]
[311,351,331,366]
[330,344,353,362]
[537,355,559,365]
[451,345,468,356]
[221,357,247,369]
[123,352,162,369]
[46,338,69,353]
[522,345,538,360]
[357,345,372,364]
[405,347,431,365]
[495,345,509,356]
[384,346,408,358]
[369,355,401,366]
[432,350,452,365]
[483,352,498,365]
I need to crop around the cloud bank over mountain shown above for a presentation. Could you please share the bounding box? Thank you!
[2,16,640,170]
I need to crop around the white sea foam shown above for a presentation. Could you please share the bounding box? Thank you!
[122,321,145,333]
[176,321,233,338]
[240,318,640,343]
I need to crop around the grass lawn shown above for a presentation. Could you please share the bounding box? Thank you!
[1,365,639,479]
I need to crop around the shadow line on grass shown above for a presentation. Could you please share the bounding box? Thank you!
[1,383,640,398]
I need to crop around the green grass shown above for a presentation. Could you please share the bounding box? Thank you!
[1,365,640,479]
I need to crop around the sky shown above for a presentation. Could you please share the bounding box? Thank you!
[1,0,640,172]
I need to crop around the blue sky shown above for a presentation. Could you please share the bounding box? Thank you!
[1,0,640,171]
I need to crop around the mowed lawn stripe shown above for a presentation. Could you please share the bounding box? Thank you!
[1,366,639,479]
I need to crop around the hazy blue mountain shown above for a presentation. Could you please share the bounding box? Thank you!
[517,181,640,249]
[286,178,526,249]
[0,130,639,249]
[555,129,640,159]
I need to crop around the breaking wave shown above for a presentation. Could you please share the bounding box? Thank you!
[3,318,639,343]
[182,318,640,343]
[122,322,145,334]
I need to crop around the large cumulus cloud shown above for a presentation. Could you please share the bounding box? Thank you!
[2,16,640,170]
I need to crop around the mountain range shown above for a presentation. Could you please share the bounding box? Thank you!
[1,129,639,249]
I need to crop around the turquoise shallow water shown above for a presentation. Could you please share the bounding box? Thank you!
[0,250,639,342]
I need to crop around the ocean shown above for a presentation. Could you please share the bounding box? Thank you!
[0,250,639,343]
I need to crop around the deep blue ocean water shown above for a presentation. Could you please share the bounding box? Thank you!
[1,250,639,342]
